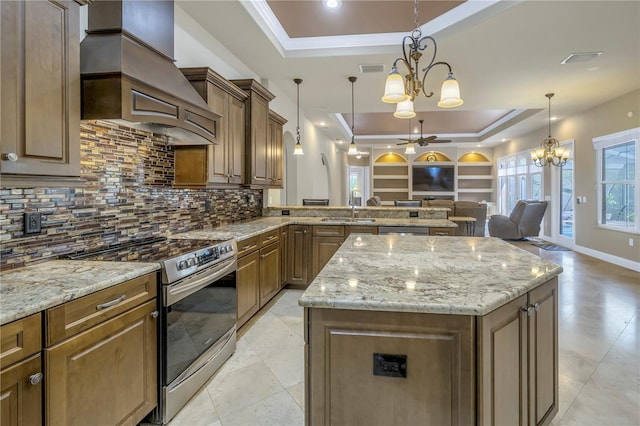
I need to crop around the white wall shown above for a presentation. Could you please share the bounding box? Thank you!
[173,5,346,206]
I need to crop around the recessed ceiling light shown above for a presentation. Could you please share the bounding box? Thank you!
[336,139,343,144]
[322,0,342,9]
[550,116,558,121]
[501,138,508,142]
[387,145,391,149]
[476,144,481,147]
[319,121,326,126]
[587,66,600,72]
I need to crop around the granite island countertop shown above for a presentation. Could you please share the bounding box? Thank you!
[298,234,562,316]
[171,216,456,241]
[0,260,159,325]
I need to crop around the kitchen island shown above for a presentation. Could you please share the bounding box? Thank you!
[299,234,562,426]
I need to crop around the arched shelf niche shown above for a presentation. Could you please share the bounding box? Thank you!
[414,151,452,162]
[372,152,409,205]
[456,152,493,202]
[458,152,490,163]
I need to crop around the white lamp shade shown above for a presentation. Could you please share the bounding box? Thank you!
[382,69,409,103]
[404,143,416,155]
[437,73,463,108]
[348,141,358,155]
[293,142,304,156]
[393,100,416,119]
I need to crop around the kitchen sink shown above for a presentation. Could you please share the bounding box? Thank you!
[320,217,376,223]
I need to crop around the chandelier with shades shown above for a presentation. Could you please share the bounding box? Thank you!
[530,93,569,167]
[382,0,463,118]
[293,78,304,156]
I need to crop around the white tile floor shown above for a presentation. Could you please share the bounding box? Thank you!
[169,243,640,426]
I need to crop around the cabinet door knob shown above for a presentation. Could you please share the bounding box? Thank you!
[533,302,540,312]
[150,311,159,319]
[2,152,18,162]
[29,372,43,385]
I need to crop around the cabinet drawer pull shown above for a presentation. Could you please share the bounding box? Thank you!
[265,235,275,240]
[434,232,449,236]
[96,295,126,310]
[242,244,253,250]
[29,373,42,385]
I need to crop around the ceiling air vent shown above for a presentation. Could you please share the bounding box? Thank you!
[359,64,385,74]
[560,52,603,64]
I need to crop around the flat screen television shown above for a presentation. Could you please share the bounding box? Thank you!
[412,165,455,191]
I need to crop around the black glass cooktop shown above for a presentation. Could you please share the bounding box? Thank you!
[66,237,226,263]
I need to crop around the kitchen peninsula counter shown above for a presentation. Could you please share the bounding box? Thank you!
[0,260,159,325]
[299,234,562,426]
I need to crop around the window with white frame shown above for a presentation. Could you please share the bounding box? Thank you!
[497,152,543,215]
[593,128,639,232]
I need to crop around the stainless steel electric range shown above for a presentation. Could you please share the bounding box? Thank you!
[67,236,238,424]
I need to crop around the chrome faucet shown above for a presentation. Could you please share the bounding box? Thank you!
[351,190,357,219]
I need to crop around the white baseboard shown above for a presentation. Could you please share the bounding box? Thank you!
[539,234,640,272]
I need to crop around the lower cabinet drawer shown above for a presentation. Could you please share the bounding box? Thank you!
[0,313,42,369]
[429,227,456,236]
[46,273,157,346]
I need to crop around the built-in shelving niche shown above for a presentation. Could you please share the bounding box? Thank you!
[457,152,494,202]
[372,153,409,205]
[370,150,494,204]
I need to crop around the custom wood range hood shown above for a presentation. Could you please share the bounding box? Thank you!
[80,0,220,145]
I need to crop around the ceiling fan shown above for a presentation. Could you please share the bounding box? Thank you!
[396,119,451,146]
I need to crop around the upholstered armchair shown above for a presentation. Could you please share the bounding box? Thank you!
[366,196,382,206]
[488,200,548,240]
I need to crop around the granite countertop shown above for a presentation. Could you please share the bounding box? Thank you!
[171,216,456,241]
[298,234,562,316]
[0,260,159,325]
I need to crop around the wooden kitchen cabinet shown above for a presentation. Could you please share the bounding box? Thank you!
[259,241,281,307]
[478,277,558,426]
[0,313,43,426]
[1,0,81,184]
[268,110,287,187]
[429,227,456,236]
[311,226,345,279]
[236,250,260,328]
[286,225,311,288]
[45,273,158,426]
[177,68,248,187]
[231,79,276,187]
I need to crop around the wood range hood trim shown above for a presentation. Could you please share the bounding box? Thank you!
[80,0,220,145]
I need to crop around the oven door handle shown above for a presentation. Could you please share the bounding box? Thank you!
[164,257,236,306]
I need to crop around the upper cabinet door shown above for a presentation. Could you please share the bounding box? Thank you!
[1,0,80,180]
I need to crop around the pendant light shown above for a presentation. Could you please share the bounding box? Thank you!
[348,76,358,155]
[530,93,569,167]
[404,119,416,154]
[293,78,304,156]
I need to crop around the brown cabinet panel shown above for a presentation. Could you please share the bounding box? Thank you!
[286,225,311,287]
[311,236,344,278]
[0,354,42,426]
[345,225,378,236]
[237,236,260,258]
[268,110,286,187]
[306,308,475,426]
[478,294,529,426]
[237,250,260,328]
[259,229,280,247]
[0,313,41,370]
[45,300,157,426]
[249,95,269,185]
[174,146,208,187]
[259,241,281,307]
[1,0,80,179]
[228,96,245,184]
[528,278,559,426]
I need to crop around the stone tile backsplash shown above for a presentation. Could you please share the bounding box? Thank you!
[0,121,262,269]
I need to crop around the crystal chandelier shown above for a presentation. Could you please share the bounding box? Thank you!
[382,0,463,118]
[531,93,569,167]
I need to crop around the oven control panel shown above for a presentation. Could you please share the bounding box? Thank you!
[175,242,235,272]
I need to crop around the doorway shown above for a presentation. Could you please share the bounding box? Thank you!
[554,140,575,247]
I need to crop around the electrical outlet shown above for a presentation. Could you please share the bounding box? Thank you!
[24,212,42,234]
[630,238,634,247]
[204,199,211,213]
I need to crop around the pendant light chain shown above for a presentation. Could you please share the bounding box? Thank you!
[293,78,304,155]
[414,0,419,31]
[348,76,358,155]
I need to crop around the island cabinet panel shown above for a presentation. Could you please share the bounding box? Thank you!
[478,278,558,426]
[311,237,344,278]
[286,225,311,288]
[1,0,81,182]
[306,308,475,426]
[236,250,260,328]
[280,226,288,287]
